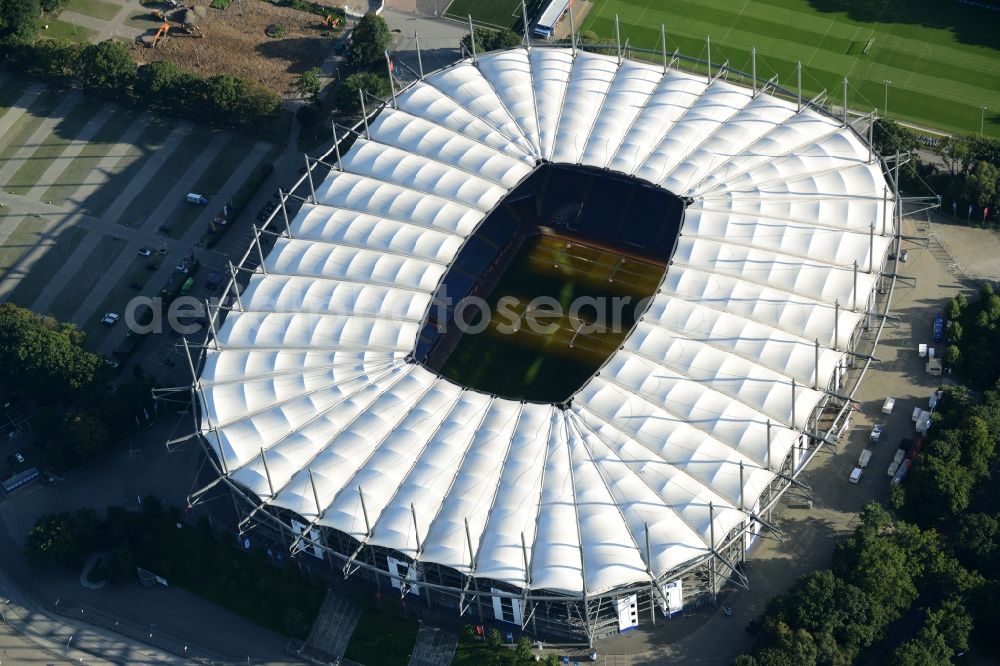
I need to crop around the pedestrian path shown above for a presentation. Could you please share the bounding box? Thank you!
[0,91,82,187]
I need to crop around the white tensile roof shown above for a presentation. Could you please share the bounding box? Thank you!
[198,47,891,597]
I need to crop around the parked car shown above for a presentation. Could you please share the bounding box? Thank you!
[157,248,168,256]
[129,282,143,290]
[158,225,171,234]
[870,425,882,442]
[146,262,159,271]
[101,312,120,326]
[7,452,25,465]
[138,248,152,257]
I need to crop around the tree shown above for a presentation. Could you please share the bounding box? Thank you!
[462,27,520,54]
[296,67,322,102]
[24,509,99,568]
[333,72,388,113]
[27,38,80,81]
[0,0,40,39]
[78,40,136,98]
[956,512,998,567]
[963,160,999,213]
[0,303,100,398]
[347,12,390,68]
[926,597,973,655]
[64,409,110,459]
[24,513,78,568]
[515,636,533,660]
[136,59,186,108]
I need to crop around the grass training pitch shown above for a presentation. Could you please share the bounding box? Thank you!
[443,0,544,30]
[581,0,1000,137]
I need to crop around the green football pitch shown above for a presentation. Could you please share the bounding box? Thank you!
[582,0,1000,137]
[443,0,538,29]
[444,0,1000,137]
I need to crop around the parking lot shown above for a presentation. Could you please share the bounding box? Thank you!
[0,72,279,359]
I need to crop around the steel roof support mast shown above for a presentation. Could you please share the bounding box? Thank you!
[467,15,477,64]
[661,25,668,74]
[706,35,711,83]
[521,0,530,48]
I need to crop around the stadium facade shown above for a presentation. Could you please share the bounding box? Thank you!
[188,44,900,643]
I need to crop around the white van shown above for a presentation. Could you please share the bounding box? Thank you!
[186,193,209,205]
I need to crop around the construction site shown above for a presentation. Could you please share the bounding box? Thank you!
[130,0,342,95]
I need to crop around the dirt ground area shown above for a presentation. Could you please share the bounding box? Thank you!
[129,0,338,96]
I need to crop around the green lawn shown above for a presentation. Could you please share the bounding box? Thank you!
[581,0,1000,137]
[39,19,98,43]
[62,0,121,21]
[4,224,88,311]
[0,89,62,166]
[37,104,143,208]
[5,96,106,195]
[82,255,148,348]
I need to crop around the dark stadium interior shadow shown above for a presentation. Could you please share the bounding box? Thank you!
[804,0,1000,51]
[254,37,334,74]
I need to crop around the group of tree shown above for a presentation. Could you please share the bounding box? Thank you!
[873,119,1000,225]
[735,281,1000,665]
[24,497,324,638]
[734,504,978,665]
[0,38,280,131]
[0,303,159,471]
[298,12,391,144]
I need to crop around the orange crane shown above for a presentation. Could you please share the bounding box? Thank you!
[150,22,169,47]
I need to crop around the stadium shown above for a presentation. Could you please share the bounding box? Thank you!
[187,42,899,644]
